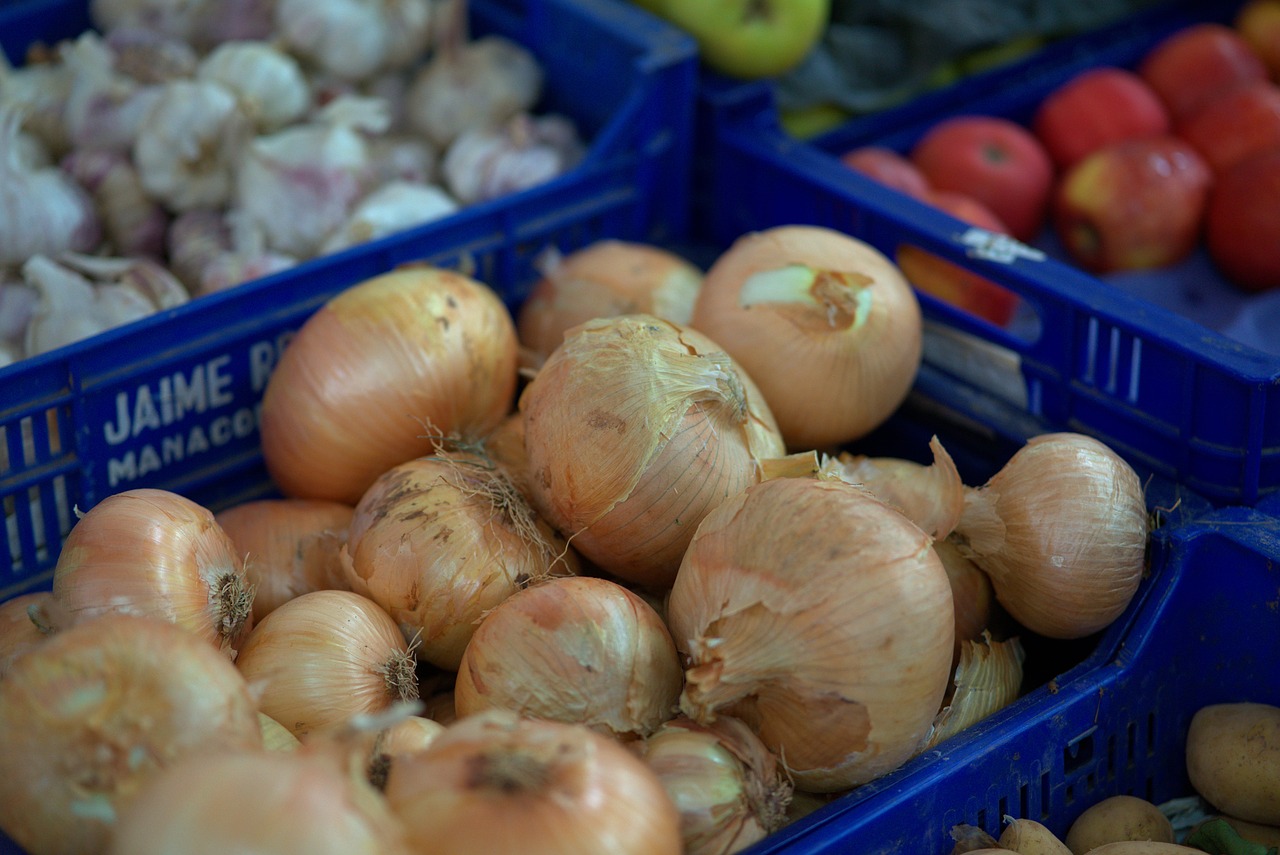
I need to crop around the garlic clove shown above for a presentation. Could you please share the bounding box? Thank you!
[103,25,199,84]
[441,113,584,206]
[275,0,394,82]
[197,40,311,133]
[89,0,214,44]
[61,32,166,153]
[319,180,459,254]
[61,149,170,258]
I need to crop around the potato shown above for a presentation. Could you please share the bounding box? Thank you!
[1186,702,1280,825]
[999,817,1072,854]
[1064,795,1174,855]
[1081,845,1205,854]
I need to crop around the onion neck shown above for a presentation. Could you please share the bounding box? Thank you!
[380,648,420,703]
[465,749,553,794]
[738,265,873,331]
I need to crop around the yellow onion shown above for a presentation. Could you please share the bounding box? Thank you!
[341,451,578,670]
[215,497,355,622]
[520,313,786,589]
[454,575,683,740]
[234,589,419,739]
[668,476,954,792]
[260,266,519,504]
[516,240,703,366]
[690,225,923,450]
[421,690,457,726]
[107,743,414,855]
[0,613,263,855]
[364,715,447,790]
[820,435,964,538]
[260,712,302,751]
[483,411,531,498]
[0,591,53,677]
[384,709,683,855]
[952,432,1149,639]
[43,488,254,658]
[933,537,998,654]
[925,632,1025,749]
[636,715,793,855]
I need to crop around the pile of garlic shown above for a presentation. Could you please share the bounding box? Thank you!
[0,0,586,369]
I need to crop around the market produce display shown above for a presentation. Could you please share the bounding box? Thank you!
[0,230,1160,854]
[0,0,585,368]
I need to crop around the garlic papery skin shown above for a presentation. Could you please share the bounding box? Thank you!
[820,434,964,539]
[61,32,165,153]
[275,0,430,82]
[405,35,544,149]
[637,716,793,855]
[89,0,213,43]
[0,56,73,156]
[668,476,956,793]
[58,251,190,310]
[62,148,170,258]
[233,96,385,257]
[21,254,156,357]
[441,113,584,207]
[103,25,199,84]
[952,432,1149,640]
[924,633,1025,749]
[134,79,252,212]
[0,108,102,267]
[519,314,787,590]
[197,41,311,133]
[320,180,459,254]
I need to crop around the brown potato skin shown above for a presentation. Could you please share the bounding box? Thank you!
[1064,795,1175,855]
[1000,818,1073,854]
[1081,845,1205,854]
[1186,702,1280,825]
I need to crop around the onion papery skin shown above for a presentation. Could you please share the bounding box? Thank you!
[516,240,704,365]
[384,709,683,855]
[0,591,53,677]
[637,715,793,855]
[519,313,785,589]
[953,432,1149,640]
[822,435,964,539]
[453,575,683,740]
[342,452,578,670]
[690,225,923,450]
[47,488,254,658]
[216,497,355,622]
[668,476,955,792]
[0,614,263,855]
[107,746,414,855]
[234,590,419,739]
[260,266,519,504]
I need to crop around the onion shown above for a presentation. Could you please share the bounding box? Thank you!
[820,435,964,539]
[215,497,354,622]
[924,632,1025,749]
[234,589,419,739]
[519,313,786,589]
[516,240,704,367]
[952,432,1149,639]
[260,266,519,504]
[690,225,923,450]
[43,488,254,658]
[934,536,997,654]
[668,476,955,792]
[384,709,683,855]
[363,715,447,790]
[107,743,414,855]
[0,613,263,855]
[341,450,578,670]
[0,591,53,677]
[636,715,793,855]
[453,576,683,740]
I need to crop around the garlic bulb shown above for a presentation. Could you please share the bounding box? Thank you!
[89,0,213,43]
[62,32,165,153]
[367,135,438,186]
[0,108,102,268]
[167,208,297,295]
[442,113,584,206]
[58,252,189,310]
[320,181,459,254]
[21,253,187,356]
[197,41,311,133]
[192,0,280,48]
[405,35,544,149]
[62,149,170,258]
[134,80,252,212]
[952,432,1149,640]
[275,0,432,82]
[234,95,386,257]
[0,53,73,155]
[103,25,199,84]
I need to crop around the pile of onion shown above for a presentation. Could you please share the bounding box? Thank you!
[259,266,519,504]
[519,313,786,589]
[690,225,923,451]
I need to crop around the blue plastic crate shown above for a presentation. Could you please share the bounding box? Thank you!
[742,503,1280,855]
[695,0,1280,509]
[0,0,698,599]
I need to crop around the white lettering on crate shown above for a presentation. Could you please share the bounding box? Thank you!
[103,355,235,445]
[106,404,262,487]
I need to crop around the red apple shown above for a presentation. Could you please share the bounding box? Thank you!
[839,145,931,199]
[909,115,1055,241]
[1176,81,1280,174]
[1052,136,1212,273]
[1236,0,1280,81]
[896,190,1020,326]
[1138,23,1269,121]
[1205,147,1280,291]
[1033,67,1171,169]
